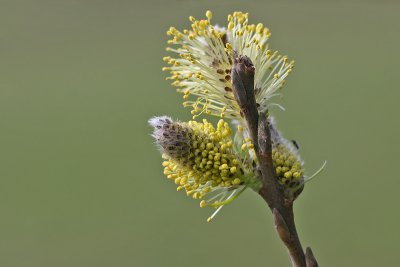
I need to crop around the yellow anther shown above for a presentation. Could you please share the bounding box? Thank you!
[206,10,212,20]
[200,200,207,208]
[284,171,292,179]
[180,176,188,185]
[233,178,241,185]
[219,164,229,170]
[162,161,169,167]
[293,172,301,179]
[256,23,263,34]
[188,33,195,40]
[217,119,224,128]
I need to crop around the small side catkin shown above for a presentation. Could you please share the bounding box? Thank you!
[269,118,305,197]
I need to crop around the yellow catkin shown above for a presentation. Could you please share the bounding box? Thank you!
[151,117,247,206]
[162,10,294,120]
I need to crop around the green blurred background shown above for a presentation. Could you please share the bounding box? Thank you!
[1,0,399,266]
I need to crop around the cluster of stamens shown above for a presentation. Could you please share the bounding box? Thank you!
[163,11,294,119]
[272,143,304,190]
[150,117,248,209]
[268,118,305,194]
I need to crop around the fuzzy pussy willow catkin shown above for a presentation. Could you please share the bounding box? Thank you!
[163,11,294,119]
[149,116,259,221]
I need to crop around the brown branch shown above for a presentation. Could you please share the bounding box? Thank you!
[306,247,319,267]
[231,55,318,267]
